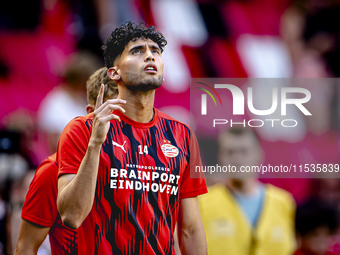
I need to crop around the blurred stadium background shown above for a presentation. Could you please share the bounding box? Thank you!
[1,0,340,254]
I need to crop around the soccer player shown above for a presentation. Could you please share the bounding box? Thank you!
[14,67,118,255]
[57,21,208,255]
[199,127,296,255]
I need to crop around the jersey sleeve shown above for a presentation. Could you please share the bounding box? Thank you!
[57,116,91,177]
[21,157,59,227]
[179,128,208,199]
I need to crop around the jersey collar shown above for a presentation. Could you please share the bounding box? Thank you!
[114,108,158,129]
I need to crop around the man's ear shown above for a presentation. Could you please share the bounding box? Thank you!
[108,67,120,81]
[86,104,95,114]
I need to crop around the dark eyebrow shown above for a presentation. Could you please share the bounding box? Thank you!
[149,45,161,51]
[129,45,144,53]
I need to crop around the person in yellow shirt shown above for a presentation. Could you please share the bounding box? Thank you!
[199,127,296,255]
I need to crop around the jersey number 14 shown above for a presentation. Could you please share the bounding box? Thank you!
[138,145,148,155]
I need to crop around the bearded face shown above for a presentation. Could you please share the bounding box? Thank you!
[113,38,164,92]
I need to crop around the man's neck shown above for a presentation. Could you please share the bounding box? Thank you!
[227,178,259,196]
[117,88,155,123]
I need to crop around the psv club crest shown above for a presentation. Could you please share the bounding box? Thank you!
[161,140,179,157]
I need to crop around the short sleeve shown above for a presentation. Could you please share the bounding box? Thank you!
[179,128,208,199]
[21,155,59,227]
[57,116,91,177]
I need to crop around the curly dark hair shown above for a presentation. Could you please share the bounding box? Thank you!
[102,21,167,69]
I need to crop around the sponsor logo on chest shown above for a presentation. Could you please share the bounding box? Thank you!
[161,140,179,157]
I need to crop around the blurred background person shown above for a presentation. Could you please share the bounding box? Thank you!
[0,0,340,253]
[199,127,296,255]
[94,0,142,41]
[0,190,11,255]
[86,67,118,113]
[281,0,340,78]
[0,128,33,254]
[293,198,339,255]
[14,67,118,255]
[37,51,102,155]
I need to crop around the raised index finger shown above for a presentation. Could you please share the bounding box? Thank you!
[95,84,105,110]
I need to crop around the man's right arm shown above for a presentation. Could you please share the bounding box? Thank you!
[14,220,50,255]
[57,141,102,229]
[57,87,126,229]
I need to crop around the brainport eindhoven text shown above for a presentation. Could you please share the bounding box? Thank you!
[110,167,180,196]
